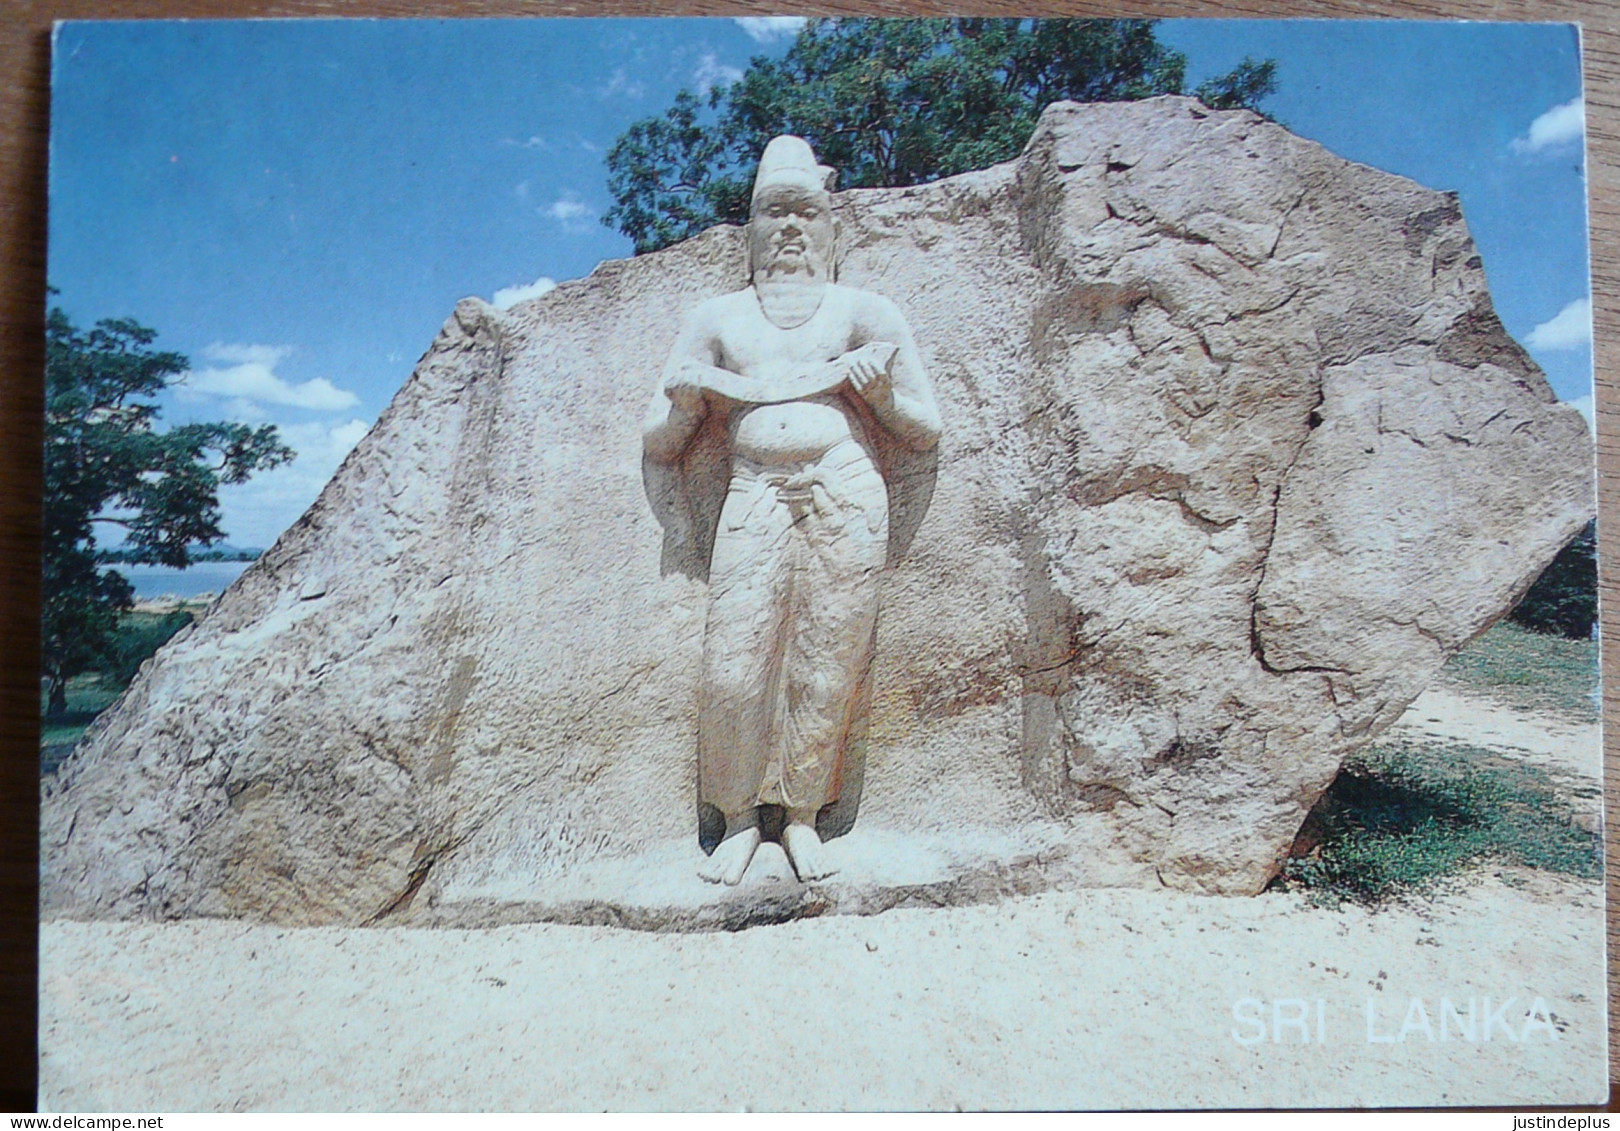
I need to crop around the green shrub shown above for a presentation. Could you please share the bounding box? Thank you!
[108,609,193,685]
[1510,520,1596,639]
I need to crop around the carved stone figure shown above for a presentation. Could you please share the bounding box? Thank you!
[643,136,943,886]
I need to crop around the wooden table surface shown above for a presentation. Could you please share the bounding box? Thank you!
[2,0,1616,1111]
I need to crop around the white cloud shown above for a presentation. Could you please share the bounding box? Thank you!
[542,195,595,235]
[1511,97,1585,155]
[217,417,372,549]
[1525,298,1592,351]
[694,52,744,95]
[499,135,548,150]
[166,343,374,548]
[188,370,357,412]
[599,67,645,100]
[546,198,590,222]
[179,343,360,412]
[733,17,805,43]
[492,276,557,310]
[198,342,289,367]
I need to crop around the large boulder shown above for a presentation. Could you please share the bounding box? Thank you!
[41,97,1592,926]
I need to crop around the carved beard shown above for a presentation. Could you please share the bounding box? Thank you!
[761,243,820,278]
[753,245,828,329]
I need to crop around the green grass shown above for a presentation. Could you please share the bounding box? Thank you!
[1282,618,1602,910]
[1280,740,1600,906]
[1441,620,1598,722]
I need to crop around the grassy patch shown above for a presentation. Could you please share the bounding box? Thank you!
[1279,740,1600,906]
[40,607,196,773]
[1442,620,1598,722]
[40,673,126,772]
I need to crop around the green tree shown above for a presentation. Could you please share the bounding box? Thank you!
[43,303,293,718]
[605,18,1277,253]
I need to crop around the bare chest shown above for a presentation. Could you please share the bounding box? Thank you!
[715,303,856,382]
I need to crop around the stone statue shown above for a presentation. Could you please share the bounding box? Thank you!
[643,136,943,886]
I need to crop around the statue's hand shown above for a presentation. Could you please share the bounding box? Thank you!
[663,363,708,414]
[845,342,898,406]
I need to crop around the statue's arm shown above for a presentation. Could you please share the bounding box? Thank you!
[852,297,943,451]
[643,311,717,464]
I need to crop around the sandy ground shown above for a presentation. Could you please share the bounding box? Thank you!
[38,685,1608,1111]
[1389,685,1603,798]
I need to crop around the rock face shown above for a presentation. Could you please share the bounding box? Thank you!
[41,98,1593,926]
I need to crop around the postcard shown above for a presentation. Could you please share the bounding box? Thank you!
[39,17,1603,1110]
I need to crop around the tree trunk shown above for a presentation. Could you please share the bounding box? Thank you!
[46,678,67,721]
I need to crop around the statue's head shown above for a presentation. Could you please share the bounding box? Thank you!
[748,136,837,283]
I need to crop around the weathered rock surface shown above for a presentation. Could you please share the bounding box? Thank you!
[41,98,1593,926]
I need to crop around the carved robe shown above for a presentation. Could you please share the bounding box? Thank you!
[697,428,888,819]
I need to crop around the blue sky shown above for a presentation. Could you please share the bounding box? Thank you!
[48,18,1591,548]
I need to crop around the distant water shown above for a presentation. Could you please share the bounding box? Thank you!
[114,560,254,600]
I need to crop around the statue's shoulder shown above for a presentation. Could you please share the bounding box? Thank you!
[683,289,754,332]
[829,283,906,331]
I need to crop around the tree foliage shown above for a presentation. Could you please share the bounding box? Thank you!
[605,18,1277,253]
[1509,520,1597,640]
[43,304,293,717]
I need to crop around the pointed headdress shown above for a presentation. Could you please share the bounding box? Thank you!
[751,135,837,207]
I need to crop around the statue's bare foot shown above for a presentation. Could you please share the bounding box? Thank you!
[782,821,838,883]
[698,827,762,885]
